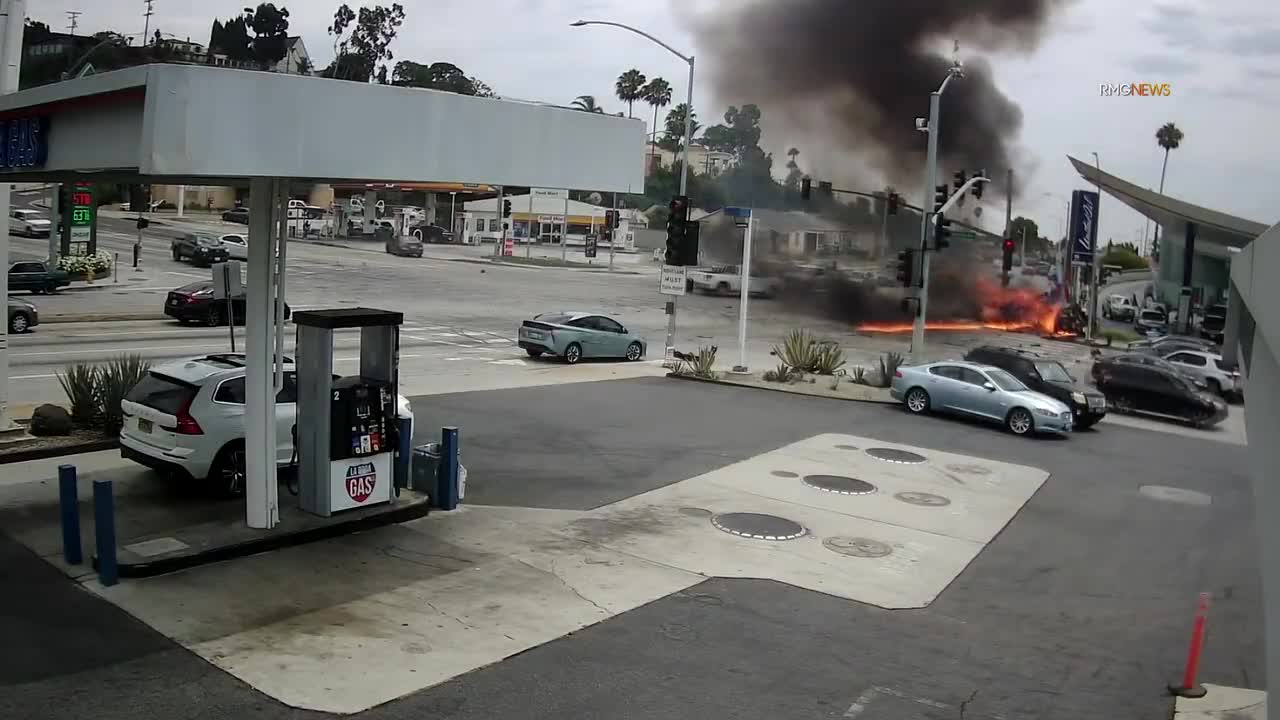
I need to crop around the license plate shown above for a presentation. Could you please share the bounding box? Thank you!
[137,418,153,433]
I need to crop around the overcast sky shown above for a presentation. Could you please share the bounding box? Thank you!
[29,0,1280,245]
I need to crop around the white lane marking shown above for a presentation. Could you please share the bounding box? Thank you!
[13,342,228,358]
[432,332,462,338]
[165,271,204,278]
[12,373,56,379]
[844,687,951,718]
[485,338,512,344]
[335,354,421,362]
[488,359,527,366]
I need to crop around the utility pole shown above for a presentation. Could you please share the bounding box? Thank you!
[0,0,28,433]
[494,186,504,258]
[66,10,82,35]
[1003,168,1013,285]
[878,191,889,260]
[143,0,155,44]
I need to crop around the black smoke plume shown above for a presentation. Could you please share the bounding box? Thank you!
[693,0,1063,193]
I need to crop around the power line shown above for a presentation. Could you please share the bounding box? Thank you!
[66,11,82,35]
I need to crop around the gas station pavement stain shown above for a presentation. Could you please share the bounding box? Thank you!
[81,433,1048,715]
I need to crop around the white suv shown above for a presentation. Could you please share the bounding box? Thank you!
[119,354,413,493]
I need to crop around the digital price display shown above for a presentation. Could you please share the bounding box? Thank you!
[63,182,97,256]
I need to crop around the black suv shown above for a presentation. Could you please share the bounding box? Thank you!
[171,233,231,267]
[1092,356,1227,427]
[964,345,1108,429]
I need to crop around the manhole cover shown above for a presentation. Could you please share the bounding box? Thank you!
[1139,485,1212,506]
[802,474,877,495]
[824,536,893,558]
[866,447,927,464]
[711,512,807,541]
[835,444,859,451]
[771,470,799,478]
[678,507,713,518]
[895,491,951,507]
[945,463,991,475]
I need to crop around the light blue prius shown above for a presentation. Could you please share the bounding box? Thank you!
[517,311,648,364]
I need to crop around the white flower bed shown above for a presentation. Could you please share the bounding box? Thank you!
[57,251,114,277]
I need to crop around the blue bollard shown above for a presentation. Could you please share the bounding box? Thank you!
[93,479,118,587]
[437,426,459,510]
[58,465,82,565]
[394,416,413,496]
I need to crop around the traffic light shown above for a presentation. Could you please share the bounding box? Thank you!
[934,214,952,251]
[887,192,899,215]
[895,249,915,287]
[1002,238,1015,272]
[604,209,617,229]
[665,194,690,265]
[681,218,701,267]
[818,181,833,197]
[971,169,985,200]
[800,177,812,200]
[503,199,511,218]
[953,170,966,194]
[934,185,948,212]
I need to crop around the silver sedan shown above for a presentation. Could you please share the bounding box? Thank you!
[890,360,1074,436]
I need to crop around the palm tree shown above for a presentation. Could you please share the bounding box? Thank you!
[614,69,646,118]
[642,77,672,159]
[661,103,699,151]
[1151,122,1184,258]
[571,95,604,113]
[786,147,799,169]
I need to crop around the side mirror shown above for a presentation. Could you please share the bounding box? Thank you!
[983,382,997,392]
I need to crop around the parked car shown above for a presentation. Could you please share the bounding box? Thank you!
[517,311,647,364]
[1091,352,1207,389]
[7,297,37,333]
[8,261,70,294]
[1092,355,1228,427]
[409,223,453,244]
[1199,304,1228,344]
[171,233,231,267]
[687,265,782,297]
[1134,307,1169,335]
[221,207,250,224]
[964,346,1107,429]
[9,209,51,237]
[1102,294,1137,322]
[164,281,291,326]
[890,360,1074,436]
[119,353,412,493]
[385,231,424,258]
[1162,349,1241,399]
[218,233,249,261]
[1127,335,1215,355]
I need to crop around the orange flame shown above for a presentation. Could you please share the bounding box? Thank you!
[858,276,1069,337]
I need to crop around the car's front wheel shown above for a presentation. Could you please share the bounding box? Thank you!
[1006,407,1034,436]
[172,247,182,261]
[209,442,246,496]
[9,312,31,334]
[564,342,582,365]
[625,341,643,361]
[904,387,930,414]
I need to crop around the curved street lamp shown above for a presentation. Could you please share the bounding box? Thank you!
[570,20,695,197]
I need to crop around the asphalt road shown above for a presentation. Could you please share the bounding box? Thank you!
[1,377,1260,719]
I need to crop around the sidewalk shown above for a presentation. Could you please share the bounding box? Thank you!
[307,235,657,274]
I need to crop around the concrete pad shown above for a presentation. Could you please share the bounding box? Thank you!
[1103,408,1248,446]
[1174,684,1266,719]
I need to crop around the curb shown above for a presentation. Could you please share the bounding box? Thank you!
[103,495,432,579]
[44,312,168,324]
[0,437,118,465]
[666,372,897,405]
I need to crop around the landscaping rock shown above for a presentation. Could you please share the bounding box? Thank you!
[30,404,73,436]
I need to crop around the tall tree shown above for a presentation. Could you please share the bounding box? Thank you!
[392,60,491,96]
[244,3,291,68]
[1151,121,1184,260]
[642,77,671,150]
[784,147,802,190]
[660,103,699,151]
[571,95,605,113]
[327,2,405,82]
[703,104,763,156]
[614,68,646,118]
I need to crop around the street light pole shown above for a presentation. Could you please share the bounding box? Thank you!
[572,19,694,367]
[910,65,962,360]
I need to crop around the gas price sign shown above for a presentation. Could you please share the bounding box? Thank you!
[68,183,95,254]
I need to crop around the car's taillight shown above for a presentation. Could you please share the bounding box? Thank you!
[894,370,903,378]
[173,395,203,435]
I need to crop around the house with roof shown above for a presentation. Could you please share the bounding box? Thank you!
[696,207,867,258]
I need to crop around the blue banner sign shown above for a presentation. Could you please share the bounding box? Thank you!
[1069,189,1099,263]
[0,116,49,170]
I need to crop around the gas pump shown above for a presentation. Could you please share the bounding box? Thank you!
[293,308,405,516]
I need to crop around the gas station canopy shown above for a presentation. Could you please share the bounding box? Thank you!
[0,63,646,191]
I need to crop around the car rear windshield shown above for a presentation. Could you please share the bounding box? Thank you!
[124,373,197,415]
[535,313,575,325]
[1215,359,1236,372]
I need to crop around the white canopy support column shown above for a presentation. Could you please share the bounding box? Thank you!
[245,178,281,529]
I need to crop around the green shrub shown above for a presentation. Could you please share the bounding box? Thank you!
[98,354,150,434]
[687,346,718,379]
[812,342,847,375]
[876,352,904,388]
[57,363,99,427]
[763,362,794,383]
[850,366,868,385]
[774,328,819,372]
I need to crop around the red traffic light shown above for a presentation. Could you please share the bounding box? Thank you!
[1003,238,1015,250]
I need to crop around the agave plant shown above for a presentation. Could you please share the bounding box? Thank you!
[850,365,868,385]
[876,351,905,388]
[688,345,718,379]
[773,328,819,372]
[97,354,151,434]
[57,362,100,428]
[812,342,847,375]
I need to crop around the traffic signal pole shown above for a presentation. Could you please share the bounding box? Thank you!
[910,89,942,360]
